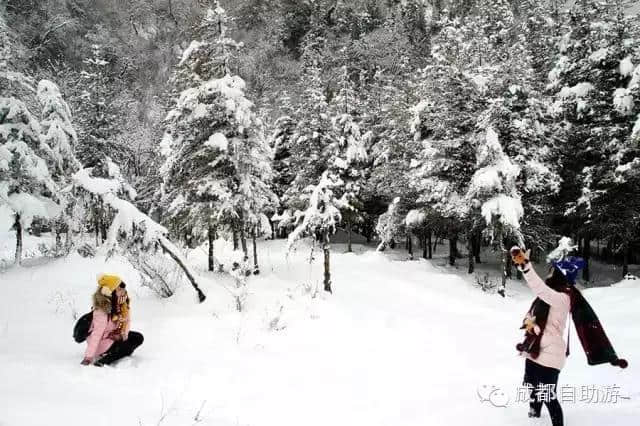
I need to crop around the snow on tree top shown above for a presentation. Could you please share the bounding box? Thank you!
[179,41,207,67]
[205,133,229,151]
[620,56,635,77]
[589,47,609,63]
[0,192,61,230]
[73,160,137,201]
[632,115,640,141]
[559,82,594,99]
[405,209,426,227]
[105,193,168,249]
[481,194,523,229]
[613,88,634,115]
[0,98,41,137]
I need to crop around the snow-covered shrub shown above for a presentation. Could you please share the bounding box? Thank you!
[129,250,184,298]
[375,197,405,251]
[76,243,96,258]
[48,290,79,319]
[474,273,498,293]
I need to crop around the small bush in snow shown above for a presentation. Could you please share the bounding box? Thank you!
[76,243,96,258]
[475,273,498,293]
[129,250,184,298]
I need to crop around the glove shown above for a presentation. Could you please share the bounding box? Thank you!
[510,246,531,271]
[81,358,92,366]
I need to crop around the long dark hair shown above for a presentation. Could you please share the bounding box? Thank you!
[545,267,572,293]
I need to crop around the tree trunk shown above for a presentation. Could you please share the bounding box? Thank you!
[474,232,481,263]
[422,235,428,259]
[433,236,438,254]
[407,234,413,259]
[233,227,239,250]
[94,216,100,246]
[347,223,352,253]
[505,250,513,279]
[99,217,107,243]
[14,214,22,265]
[55,228,62,254]
[207,224,215,272]
[448,235,457,266]
[323,230,332,293]
[158,237,206,302]
[65,227,72,253]
[622,243,630,278]
[427,230,432,259]
[467,237,475,274]
[498,236,507,297]
[252,226,259,275]
[583,235,591,282]
[240,222,248,261]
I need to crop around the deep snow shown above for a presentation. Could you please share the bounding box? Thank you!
[0,237,638,426]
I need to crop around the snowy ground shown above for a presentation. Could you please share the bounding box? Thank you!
[0,237,638,426]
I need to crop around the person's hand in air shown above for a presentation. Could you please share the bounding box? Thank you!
[510,246,531,272]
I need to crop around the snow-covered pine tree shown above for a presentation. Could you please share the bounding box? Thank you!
[549,0,640,278]
[73,44,127,168]
[37,79,82,252]
[0,96,60,264]
[270,91,298,222]
[159,4,271,275]
[170,1,242,94]
[364,63,422,246]
[329,65,369,252]
[233,116,279,273]
[73,156,137,247]
[466,127,524,295]
[284,38,335,212]
[72,159,206,302]
[405,208,434,260]
[288,170,342,293]
[410,65,483,266]
[376,197,404,252]
[484,87,561,260]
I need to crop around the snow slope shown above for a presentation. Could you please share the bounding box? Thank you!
[0,239,638,426]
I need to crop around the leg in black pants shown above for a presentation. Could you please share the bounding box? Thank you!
[95,331,144,366]
[523,359,563,426]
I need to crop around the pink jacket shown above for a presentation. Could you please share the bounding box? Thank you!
[83,309,129,361]
[522,267,571,371]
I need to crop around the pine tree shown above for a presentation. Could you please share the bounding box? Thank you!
[329,65,369,252]
[410,65,483,266]
[37,79,82,252]
[466,127,524,295]
[72,157,206,302]
[73,44,129,168]
[284,40,335,212]
[288,170,343,293]
[549,0,640,278]
[0,97,59,264]
[160,4,274,275]
[270,91,297,208]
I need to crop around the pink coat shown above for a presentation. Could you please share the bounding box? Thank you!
[83,309,129,361]
[522,267,571,370]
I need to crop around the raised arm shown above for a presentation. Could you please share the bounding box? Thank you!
[521,266,570,308]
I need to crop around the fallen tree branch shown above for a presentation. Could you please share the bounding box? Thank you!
[158,236,206,303]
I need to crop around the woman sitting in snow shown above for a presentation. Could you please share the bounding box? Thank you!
[510,245,627,426]
[81,274,144,366]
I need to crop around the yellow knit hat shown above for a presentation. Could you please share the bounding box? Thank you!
[97,274,122,296]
